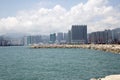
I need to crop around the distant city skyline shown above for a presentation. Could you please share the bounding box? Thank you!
[0,0,120,35]
[0,26,120,46]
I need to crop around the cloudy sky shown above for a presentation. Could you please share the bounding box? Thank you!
[0,0,120,35]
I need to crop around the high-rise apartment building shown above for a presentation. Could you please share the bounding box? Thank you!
[68,30,71,44]
[88,29,117,44]
[50,33,56,43]
[112,28,120,43]
[63,33,68,43]
[57,32,64,43]
[71,25,87,44]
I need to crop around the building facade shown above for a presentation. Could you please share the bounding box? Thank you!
[88,29,119,44]
[57,32,64,43]
[68,30,71,44]
[50,33,56,43]
[71,25,87,44]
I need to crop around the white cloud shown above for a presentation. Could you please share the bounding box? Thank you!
[0,0,120,35]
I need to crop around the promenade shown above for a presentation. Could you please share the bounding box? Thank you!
[30,44,120,54]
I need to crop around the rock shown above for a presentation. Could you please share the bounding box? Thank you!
[90,78,97,80]
[94,75,120,80]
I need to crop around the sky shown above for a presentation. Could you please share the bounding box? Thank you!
[0,0,120,35]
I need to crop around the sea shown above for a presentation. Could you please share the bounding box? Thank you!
[0,46,120,80]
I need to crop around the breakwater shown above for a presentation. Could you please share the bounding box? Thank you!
[30,44,120,54]
[90,75,120,80]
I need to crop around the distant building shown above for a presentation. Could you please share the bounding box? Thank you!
[27,36,32,45]
[50,33,56,43]
[41,35,49,44]
[89,29,114,44]
[24,35,42,45]
[104,30,112,43]
[10,38,24,46]
[71,25,87,44]
[0,36,3,46]
[31,35,42,44]
[0,36,10,46]
[68,30,72,44]
[23,36,28,45]
[63,33,68,43]
[118,33,120,42]
[0,36,20,46]
[112,28,120,43]
[57,32,64,43]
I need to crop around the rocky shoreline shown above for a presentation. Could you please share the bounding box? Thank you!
[30,44,120,54]
[90,75,120,80]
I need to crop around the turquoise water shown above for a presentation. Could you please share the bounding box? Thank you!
[0,46,120,80]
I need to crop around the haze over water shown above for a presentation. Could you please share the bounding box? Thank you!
[0,46,120,80]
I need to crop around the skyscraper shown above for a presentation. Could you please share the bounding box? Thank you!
[71,25,87,44]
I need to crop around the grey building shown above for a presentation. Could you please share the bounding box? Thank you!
[89,30,113,44]
[63,33,68,43]
[112,28,120,43]
[31,35,42,44]
[50,33,56,43]
[0,36,11,46]
[25,35,42,45]
[68,30,72,44]
[41,35,49,44]
[27,36,32,45]
[71,25,87,44]
[104,30,112,43]
[57,32,64,43]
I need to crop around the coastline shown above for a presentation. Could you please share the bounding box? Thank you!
[29,44,120,54]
